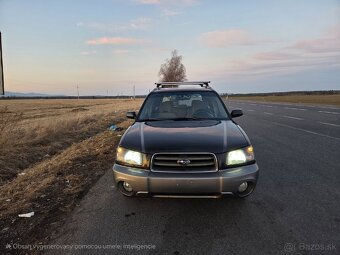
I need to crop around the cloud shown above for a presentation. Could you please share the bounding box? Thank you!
[286,37,340,53]
[199,26,340,82]
[76,18,152,32]
[86,37,150,45]
[113,49,131,55]
[136,0,198,5]
[234,55,340,77]
[80,50,97,55]
[199,29,269,47]
[252,52,298,61]
[136,0,198,17]
[137,0,160,4]
[129,18,152,29]
[135,0,198,18]
[285,25,340,54]
[162,9,183,16]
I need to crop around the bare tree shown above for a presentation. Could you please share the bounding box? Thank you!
[158,50,187,82]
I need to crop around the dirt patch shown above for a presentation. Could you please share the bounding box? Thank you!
[70,107,89,112]
[0,122,130,253]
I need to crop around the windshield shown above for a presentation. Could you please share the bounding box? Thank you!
[138,91,229,121]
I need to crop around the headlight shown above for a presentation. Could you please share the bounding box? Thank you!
[116,147,149,168]
[226,145,255,166]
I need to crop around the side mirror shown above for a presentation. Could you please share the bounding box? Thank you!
[126,111,136,119]
[231,109,243,118]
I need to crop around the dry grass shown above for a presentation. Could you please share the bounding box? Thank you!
[229,94,340,106]
[0,98,143,249]
[0,128,127,247]
[0,99,143,185]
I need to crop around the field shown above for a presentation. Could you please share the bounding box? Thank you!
[229,94,340,106]
[0,98,143,247]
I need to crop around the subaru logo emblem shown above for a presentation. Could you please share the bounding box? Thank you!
[177,159,191,165]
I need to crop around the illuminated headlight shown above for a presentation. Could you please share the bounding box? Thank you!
[226,145,255,166]
[116,147,148,168]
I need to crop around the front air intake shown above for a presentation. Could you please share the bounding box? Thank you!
[151,153,218,173]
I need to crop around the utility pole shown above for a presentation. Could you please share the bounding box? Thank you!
[0,32,4,95]
[133,85,135,99]
[77,85,79,100]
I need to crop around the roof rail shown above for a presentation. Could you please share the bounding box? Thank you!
[155,81,210,88]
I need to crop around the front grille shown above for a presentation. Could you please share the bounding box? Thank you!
[151,153,218,173]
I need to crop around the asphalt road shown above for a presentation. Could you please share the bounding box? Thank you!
[49,100,340,255]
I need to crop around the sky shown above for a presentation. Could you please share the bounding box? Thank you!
[0,0,340,95]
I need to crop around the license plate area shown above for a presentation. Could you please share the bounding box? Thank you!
[149,177,220,194]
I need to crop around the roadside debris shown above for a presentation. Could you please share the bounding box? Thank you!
[108,125,124,132]
[109,124,117,130]
[18,212,34,218]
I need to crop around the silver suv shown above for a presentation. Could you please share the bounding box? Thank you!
[113,81,259,198]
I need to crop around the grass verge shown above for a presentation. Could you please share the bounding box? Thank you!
[0,99,142,185]
[0,120,131,252]
[0,99,143,253]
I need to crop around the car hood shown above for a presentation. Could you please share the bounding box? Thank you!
[119,120,249,154]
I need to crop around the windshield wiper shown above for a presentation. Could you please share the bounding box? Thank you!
[140,118,168,121]
[141,117,215,121]
[172,117,208,121]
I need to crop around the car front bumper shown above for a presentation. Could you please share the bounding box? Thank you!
[113,163,259,197]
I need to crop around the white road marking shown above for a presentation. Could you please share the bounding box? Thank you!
[247,109,255,112]
[271,122,340,141]
[263,112,273,115]
[285,107,307,111]
[318,111,340,115]
[283,115,304,120]
[319,122,340,127]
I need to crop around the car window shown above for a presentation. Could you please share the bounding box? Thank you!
[138,91,229,120]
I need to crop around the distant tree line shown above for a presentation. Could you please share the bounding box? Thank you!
[0,95,147,100]
[1,90,339,100]
[224,90,340,97]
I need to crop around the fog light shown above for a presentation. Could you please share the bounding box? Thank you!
[238,182,248,193]
[123,182,133,192]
